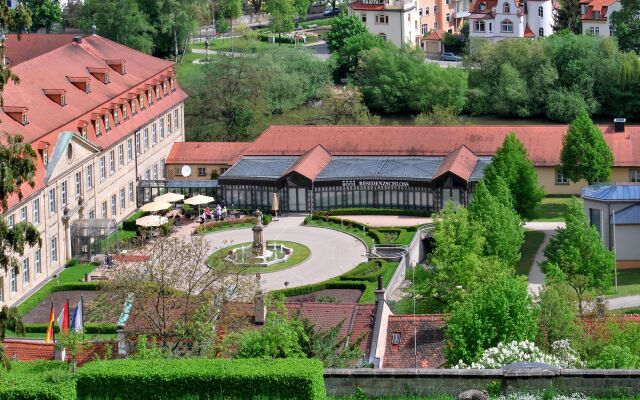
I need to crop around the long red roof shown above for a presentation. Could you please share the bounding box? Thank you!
[166,142,251,165]
[241,124,640,167]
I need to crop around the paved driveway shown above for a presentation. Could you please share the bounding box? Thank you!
[200,216,367,291]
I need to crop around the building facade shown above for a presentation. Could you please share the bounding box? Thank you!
[468,0,555,41]
[417,0,460,35]
[348,0,420,47]
[167,122,640,214]
[0,34,186,307]
[580,0,621,36]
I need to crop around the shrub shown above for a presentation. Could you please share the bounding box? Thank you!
[53,282,102,291]
[76,358,325,400]
[23,323,117,334]
[314,208,431,217]
[66,258,79,267]
[160,219,174,236]
[122,211,149,231]
[454,340,582,369]
[0,361,76,400]
[340,259,387,282]
[194,217,256,234]
[274,281,368,298]
[589,345,640,369]
[263,213,273,225]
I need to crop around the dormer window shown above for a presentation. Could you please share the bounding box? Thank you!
[155,86,161,100]
[106,59,126,75]
[44,89,67,106]
[104,72,110,84]
[479,2,486,10]
[503,2,510,13]
[88,67,110,84]
[95,119,101,137]
[147,90,153,105]
[43,149,48,166]
[3,106,29,125]
[139,94,146,110]
[122,104,128,120]
[81,126,87,137]
[68,77,91,93]
[21,113,28,125]
[113,109,119,126]
[104,114,110,132]
[131,99,137,115]
[170,78,175,92]
[163,81,168,96]
[593,10,600,18]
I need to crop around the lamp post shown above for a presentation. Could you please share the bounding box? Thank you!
[204,39,210,61]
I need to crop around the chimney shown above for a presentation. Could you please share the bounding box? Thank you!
[614,118,626,133]
[254,291,266,325]
[73,36,82,44]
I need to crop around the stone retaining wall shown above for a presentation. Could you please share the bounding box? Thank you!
[325,368,640,397]
[384,228,431,299]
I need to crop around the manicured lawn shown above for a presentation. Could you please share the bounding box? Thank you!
[305,218,375,249]
[17,263,98,316]
[515,230,546,276]
[605,268,640,298]
[102,228,136,250]
[191,37,295,52]
[208,240,311,274]
[533,196,573,222]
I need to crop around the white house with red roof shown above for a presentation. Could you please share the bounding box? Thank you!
[580,0,621,36]
[468,0,555,41]
[0,34,186,307]
[348,0,420,47]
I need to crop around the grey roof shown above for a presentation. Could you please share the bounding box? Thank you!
[220,156,298,180]
[581,184,640,202]
[167,180,219,189]
[316,157,445,181]
[613,204,640,225]
[470,157,492,181]
[45,131,99,184]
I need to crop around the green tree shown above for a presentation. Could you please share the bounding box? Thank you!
[610,0,640,54]
[61,0,83,29]
[300,318,366,368]
[0,306,25,370]
[56,332,89,372]
[80,0,154,53]
[293,0,310,20]
[543,197,615,314]
[312,86,374,125]
[325,14,367,53]
[23,0,61,32]
[468,179,524,266]
[493,63,531,117]
[556,0,582,33]
[216,0,242,38]
[265,0,296,38]
[536,282,579,351]
[415,105,461,125]
[560,110,614,184]
[483,133,544,220]
[332,31,388,79]
[589,345,640,369]
[445,274,539,365]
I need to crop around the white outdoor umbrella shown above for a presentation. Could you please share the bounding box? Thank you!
[184,195,215,205]
[140,201,172,212]
[154,192,185,203]
[271,192,279,220]
[136,215,168,228]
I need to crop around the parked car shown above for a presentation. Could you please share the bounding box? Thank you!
[440,52,463,62]
[323,7,340,16]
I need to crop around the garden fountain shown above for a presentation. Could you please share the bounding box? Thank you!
[226,210,293,267]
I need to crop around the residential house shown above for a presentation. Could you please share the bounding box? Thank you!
[348,0,420,47]
[582,183,640,268]
[417,0,459,36]
[468,0,555,41]
[580,0,621,36]
[165,142,250,181]
[0,34,186,307]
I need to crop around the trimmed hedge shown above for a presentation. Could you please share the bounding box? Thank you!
[52,282,102,292]
[315,208,431,217]
[368,227,418,245]
[76,358,325,400]
[340,259,388,282]
[0,362,76,400]
[23,323,117,334]
[275,281,368,298]
[121,211,148,231]
[194,217,256,235]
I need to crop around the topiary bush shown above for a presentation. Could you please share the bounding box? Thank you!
[76,358,325,400]
[122,211,149,231]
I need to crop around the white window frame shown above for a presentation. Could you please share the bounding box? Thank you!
[87,165,94,188]
[127,138,133,161]
[20,206,27,223]
[22,257,29,284]
[60,181,68,207]
[50,236,58,263]
[120,188,126,210]
[33,198,40,225]
[118,144,125,166]
[128,181,134,203]
[501,19,513,32]
[35,248,41,274]
[555,169,570,185]
[49,188,57,214]
[75,171,82,197]
[111,194,117,216]
[109,150,116,175]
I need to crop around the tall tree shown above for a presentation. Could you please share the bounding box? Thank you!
[468,179,524,266]
[483,133,544,220]
[312,86,373,125]
[536,282,579,351]
[247,0,264,13]
[293,0,310,20]
[445,273,539,365]
[217,0,242,36]
[555,0,582,33]
[265,0,295,38]
[80,0,155,53]
[0,306,25,370]
[325,14,368,53]
[543,197,615,315]
[560,109,614,184]
[610,0,640,54]
[333,31,388,79]
[22,0,61,32]
[61,0,83,29]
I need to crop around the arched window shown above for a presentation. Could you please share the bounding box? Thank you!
[501,19,513,32]
[538,6,544,17]
[379,33,387,40]
[479,2,487,11]
[503,2,510,13]
[538,27,544,36]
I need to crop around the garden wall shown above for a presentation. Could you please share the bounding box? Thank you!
[384,227,431,299]
[324,368,640,397]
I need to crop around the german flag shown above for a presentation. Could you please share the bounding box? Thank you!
[45,301,55,343]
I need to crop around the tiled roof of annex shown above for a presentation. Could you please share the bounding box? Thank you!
[382,314,446,369]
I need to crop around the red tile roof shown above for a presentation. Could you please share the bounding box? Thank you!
[166,142,251,166]
[3,34,187,210]
[524,25,536,37]
[423,30,444,40]
[2,340,55,362]
[349,0,386,10]
[283,144,333,181]
[470,0,497,14]
[243,125,640,167]
[382,315,446,369]
[5,34,85,66]
[580,0,616,20]
[433,145,478,181]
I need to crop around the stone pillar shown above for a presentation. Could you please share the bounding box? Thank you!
[62,207,72,262]
[252,210,266,256]
[77,196,85,219]
[254,291,266,325]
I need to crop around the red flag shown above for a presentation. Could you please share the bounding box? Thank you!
[45,302,55,343]
[57,298,70,334]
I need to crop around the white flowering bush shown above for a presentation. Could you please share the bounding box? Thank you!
[550,339,584,368]
[497,393,588,400]
[453,340,582,369]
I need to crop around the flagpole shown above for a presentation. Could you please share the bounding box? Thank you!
[613,210,618,293]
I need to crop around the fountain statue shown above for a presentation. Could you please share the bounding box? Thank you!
[252,210,266,256]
